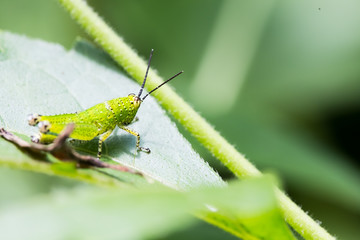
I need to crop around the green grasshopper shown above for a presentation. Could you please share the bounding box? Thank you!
[28,49,183,159]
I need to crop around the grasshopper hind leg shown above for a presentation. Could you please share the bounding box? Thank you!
[27,113,42,126]
[28,114,57,144]
[38,120,51,133]
[97,129,114,159]
[31,133,57,144]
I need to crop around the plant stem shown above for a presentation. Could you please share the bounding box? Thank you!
[57,0,336,239]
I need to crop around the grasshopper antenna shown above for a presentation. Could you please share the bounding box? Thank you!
[142,70,184,101]
[138,49,154,98]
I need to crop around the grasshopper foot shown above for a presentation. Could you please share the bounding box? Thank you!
[27,113,42,126]
[138,146,151,153]
[31,134,40,143]
[38,121,51,133]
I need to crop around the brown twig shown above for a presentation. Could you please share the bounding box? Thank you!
[0,124,140,174]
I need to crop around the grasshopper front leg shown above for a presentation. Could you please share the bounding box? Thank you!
[97,129,114,159]
[131,116,139,123]
[118,125,150,153]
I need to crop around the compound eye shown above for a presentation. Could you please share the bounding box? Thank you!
[128,93,136,97]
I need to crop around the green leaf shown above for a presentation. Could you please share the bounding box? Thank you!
[197,179,296,240]
[0,186,195,240]
[0,32,297,239]
[0,178,295,240]
[0,31,223,190]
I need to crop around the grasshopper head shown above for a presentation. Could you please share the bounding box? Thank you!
[128,93,142,109]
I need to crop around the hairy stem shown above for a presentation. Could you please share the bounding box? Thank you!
[58,0,336,239]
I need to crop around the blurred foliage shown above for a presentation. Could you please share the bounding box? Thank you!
[0,166,294,240]
[0,0,360,239]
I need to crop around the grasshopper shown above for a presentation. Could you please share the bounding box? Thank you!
[27,49,183,159]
